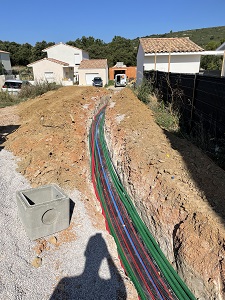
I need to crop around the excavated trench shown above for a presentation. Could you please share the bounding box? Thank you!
[104,89,225,300]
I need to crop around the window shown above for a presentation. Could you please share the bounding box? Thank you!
[74,54,80,65]
[44,72,54,82]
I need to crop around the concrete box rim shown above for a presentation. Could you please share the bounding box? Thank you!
[16,184,68,209]
[16,183,70,240]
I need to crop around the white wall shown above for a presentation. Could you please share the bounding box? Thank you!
[31,60,64,84]
[0,52,12,74]
[144,54,201,73]
[136,45,145,85]
[79,68,108,86]
[45,44,89,66]
[144,54,201,74]
[144,55,168,72]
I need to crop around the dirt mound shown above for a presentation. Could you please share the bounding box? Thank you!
[1,86,225,299]
[4,87,103,187]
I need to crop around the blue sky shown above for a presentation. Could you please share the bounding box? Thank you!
[1,0,225,45]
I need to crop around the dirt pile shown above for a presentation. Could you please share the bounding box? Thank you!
[4,87,103,188]
[3,87,112,223]
[2,86,225,299]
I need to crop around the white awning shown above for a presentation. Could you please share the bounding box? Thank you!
[145,51,225,56]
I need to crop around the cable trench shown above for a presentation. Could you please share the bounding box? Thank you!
[89,105,196,300]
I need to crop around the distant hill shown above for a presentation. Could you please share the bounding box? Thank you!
[142,26,225,49]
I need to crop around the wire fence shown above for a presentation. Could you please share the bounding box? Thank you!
[144,70,225,167]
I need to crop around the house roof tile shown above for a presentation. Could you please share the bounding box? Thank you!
[27,58,69,67]
[47,58,69,66]
[0,50,10,54]
[79,59,108,69]
[140,37,204,53]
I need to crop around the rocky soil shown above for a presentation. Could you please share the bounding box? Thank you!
[105,89,225,300]
[1,86,225,299]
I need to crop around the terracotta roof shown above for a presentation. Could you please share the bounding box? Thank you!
[140,37,204,53]
[27,58,69,67]
[0,50,10,54]
[79,59,107,69]
[47,58,69,66]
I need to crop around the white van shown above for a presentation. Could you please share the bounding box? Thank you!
[114,74,127,87]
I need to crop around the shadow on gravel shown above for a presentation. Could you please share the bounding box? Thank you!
[164,130,225,226]
[0,125,20,151]
[50,233,127,300]
[69,199,75,223]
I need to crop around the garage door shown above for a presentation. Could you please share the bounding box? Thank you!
[85,73,99,85]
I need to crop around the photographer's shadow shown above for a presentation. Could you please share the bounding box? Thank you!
[50,233,127,300]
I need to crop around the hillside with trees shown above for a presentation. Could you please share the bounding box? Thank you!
[146,26,225,49]
[0,26,224,75]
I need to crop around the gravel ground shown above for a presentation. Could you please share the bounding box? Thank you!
[0,149,129,300]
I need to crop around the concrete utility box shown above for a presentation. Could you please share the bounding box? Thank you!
[16,184,70,240]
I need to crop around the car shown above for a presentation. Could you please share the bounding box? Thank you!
[1,79,31,95]
[92,77,103,87]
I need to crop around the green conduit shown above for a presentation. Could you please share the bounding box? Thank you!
[90,106,196,300]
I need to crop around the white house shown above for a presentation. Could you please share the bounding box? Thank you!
[136,37,225,84]
[0,50,12,74]
[78,59,108,86]
[27,58,72,84]
[28,43,89,85]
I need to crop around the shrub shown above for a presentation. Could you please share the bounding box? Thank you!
[105,80,114,87]
[136,78,153,104]
[151,100,180,132]
[0,81,62,108]
[133,78,180,133]
[18,81,60,99]
[0,91,21,108]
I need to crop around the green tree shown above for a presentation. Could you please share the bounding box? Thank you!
[15,43,33,65]
[0,41,32,66]
[200,40,223,70]
[31,41,55,63]
[2,41,21,65]
[107,36,137,67]
[205,41,220,50]
[67,36,138,67]
[67,36,107,58]
[201,55,222,70]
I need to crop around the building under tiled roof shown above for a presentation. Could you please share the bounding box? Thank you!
[28,58,69,66]
[79,59,107,69]
[140,37,204,53]
[42,42,88,53]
